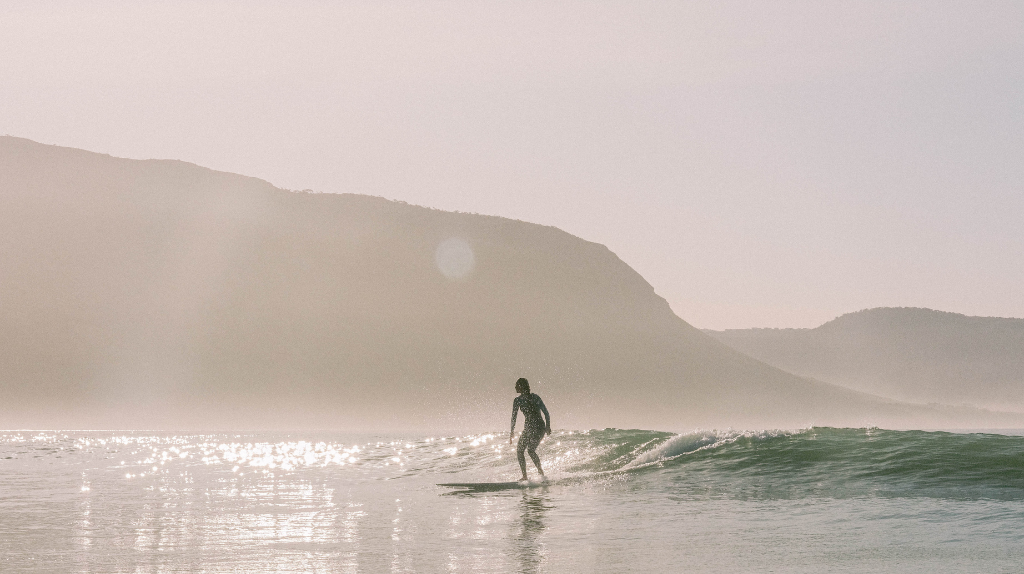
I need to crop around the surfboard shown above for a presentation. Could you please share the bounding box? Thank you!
[438,480,548,492]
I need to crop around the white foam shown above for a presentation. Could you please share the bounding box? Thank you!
[623,429,797,470]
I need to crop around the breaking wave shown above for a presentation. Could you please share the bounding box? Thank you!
[4,426,1023,500]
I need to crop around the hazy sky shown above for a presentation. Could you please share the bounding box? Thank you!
[2,1,1022,329]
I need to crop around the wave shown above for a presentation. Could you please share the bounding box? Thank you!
[6,427,1022,501]
[620,428,796,469]
[529,427,1024,500]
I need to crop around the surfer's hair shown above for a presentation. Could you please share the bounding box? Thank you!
[515,378,530,393]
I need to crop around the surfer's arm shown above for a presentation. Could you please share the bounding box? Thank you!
[538,396,551,434]
[510,399,520,442]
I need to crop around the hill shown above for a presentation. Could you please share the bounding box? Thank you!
[2,137,1019,430]
[706,308,1024,412]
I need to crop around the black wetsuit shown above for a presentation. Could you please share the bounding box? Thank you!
[511,392,551,477]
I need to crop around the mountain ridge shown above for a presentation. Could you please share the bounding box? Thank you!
[706,307,1024,412]
[3,136,1021,430]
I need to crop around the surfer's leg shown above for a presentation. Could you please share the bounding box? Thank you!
[516,434,528,480]
[527,446,543,476]
[526,431,544,476]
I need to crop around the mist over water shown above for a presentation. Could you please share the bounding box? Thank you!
[6,136,1022,432]
[3,128,1023,574]
[3,427,1023,573]
[3,3,1023,571]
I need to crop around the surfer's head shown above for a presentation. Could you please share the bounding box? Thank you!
[515,378,530,394]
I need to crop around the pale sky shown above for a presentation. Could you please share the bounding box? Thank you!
[2,1,1022,329]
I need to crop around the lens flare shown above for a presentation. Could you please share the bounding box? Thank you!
[434,237,475,280]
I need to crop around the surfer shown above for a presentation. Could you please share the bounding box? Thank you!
[510,377,551,482]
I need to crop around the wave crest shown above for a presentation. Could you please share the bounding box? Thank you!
[621,428,796,470]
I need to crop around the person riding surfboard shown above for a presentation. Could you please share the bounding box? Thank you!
[510,377,551,482]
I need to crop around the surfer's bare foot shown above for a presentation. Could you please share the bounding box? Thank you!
[518,476,528,483]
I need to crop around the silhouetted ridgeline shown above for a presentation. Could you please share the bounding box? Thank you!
[706,308,1024,412]
[2,137,1020,430]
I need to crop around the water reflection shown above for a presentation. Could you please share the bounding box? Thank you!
[513,490,551,574]
[3,431,555,573]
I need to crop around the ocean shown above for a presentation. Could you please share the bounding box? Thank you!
[2,427,1023,573]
